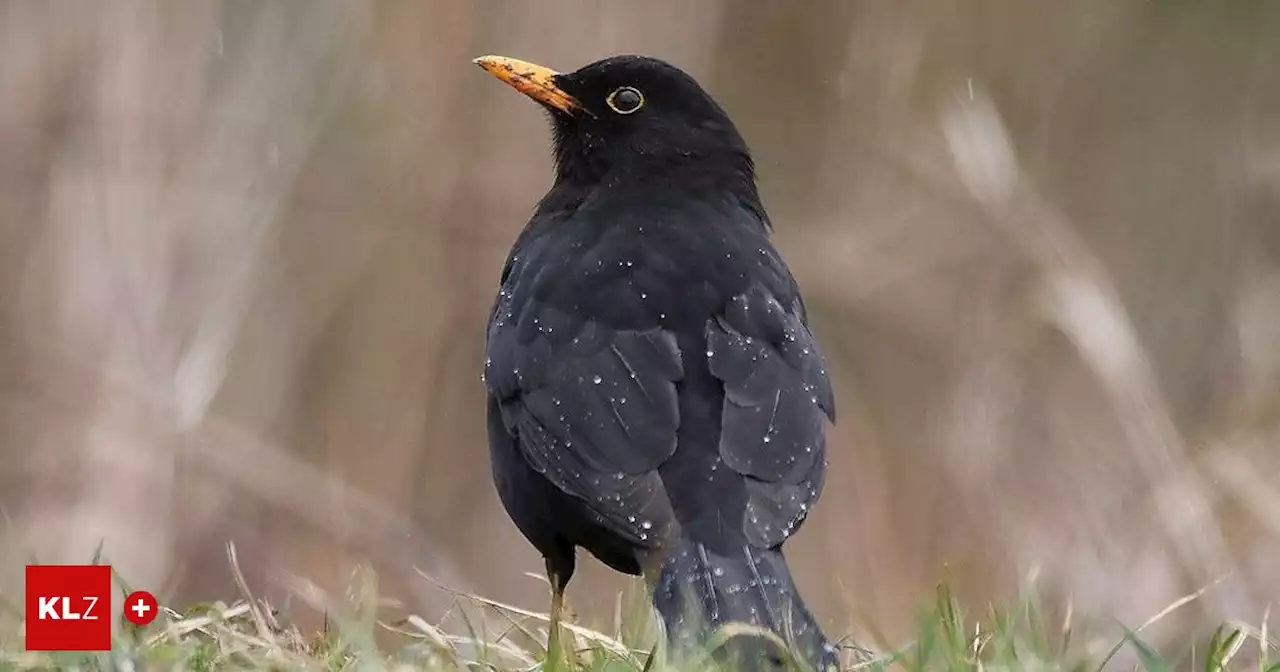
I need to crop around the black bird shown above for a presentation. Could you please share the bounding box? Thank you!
[476,54,837,671]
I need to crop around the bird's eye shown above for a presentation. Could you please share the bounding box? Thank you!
[606,87,644,115]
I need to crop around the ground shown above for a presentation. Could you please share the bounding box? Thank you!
[1,552,1273,671]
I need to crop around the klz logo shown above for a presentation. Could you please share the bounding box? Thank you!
[25,565,112,651]
[37,595,101,620]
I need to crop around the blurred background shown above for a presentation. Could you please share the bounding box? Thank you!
[1,0,1278,653]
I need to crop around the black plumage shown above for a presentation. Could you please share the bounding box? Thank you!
[476,53,837,671]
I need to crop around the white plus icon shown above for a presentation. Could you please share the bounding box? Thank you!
[131,597,151,619]
[123,590,158,625]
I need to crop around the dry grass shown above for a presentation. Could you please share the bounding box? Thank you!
[1,544,1277,671]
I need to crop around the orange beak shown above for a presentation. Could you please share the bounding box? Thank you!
[473,55,583,115]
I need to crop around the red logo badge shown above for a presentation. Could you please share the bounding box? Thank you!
[123,590,158,626]
[25,565,113,651]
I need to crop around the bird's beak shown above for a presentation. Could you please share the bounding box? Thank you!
[473,55,583,115]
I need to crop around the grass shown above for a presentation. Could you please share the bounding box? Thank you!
[0,546,1276,671]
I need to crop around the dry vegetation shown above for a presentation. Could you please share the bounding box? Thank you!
[1,0,1278,669]
[1,546,1277,671]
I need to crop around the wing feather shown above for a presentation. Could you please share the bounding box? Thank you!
[706,285,835,547]
[488,302,683,545]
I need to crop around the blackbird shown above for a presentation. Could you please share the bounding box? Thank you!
[475,53,837,671]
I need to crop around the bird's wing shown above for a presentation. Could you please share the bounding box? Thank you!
[705,284,836,548]
[487,298,681,547]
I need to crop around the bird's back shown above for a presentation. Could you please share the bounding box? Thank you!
[486,170,836,668]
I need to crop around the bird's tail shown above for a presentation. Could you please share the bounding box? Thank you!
[651,538,836,671]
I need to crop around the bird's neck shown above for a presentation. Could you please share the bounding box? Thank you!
[550,147,761,206]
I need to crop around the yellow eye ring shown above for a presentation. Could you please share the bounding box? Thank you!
[606,87,644,114]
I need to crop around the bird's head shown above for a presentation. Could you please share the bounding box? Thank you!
[475,54,756,188]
